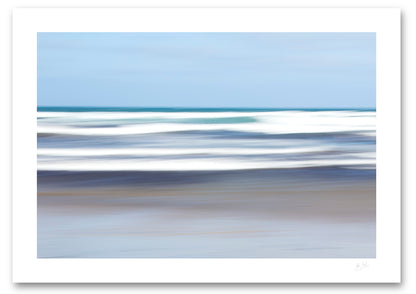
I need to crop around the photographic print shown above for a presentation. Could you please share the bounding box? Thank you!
[13,8,400,283]
[37,32,376,258]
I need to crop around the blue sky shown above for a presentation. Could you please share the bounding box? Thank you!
[37,33,375,108]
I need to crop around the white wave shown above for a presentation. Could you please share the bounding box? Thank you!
[37,146,331,157]
[37,123,233,136]
[37,111,277,120]
[37,112,76,118]
[354,152,376,158]
[37,157,375,171]
[37,110,376,122]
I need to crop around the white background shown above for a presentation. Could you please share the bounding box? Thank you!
[0,0,413,293]
[12,8,400,283]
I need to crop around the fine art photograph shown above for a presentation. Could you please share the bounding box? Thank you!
[37,32,376,258]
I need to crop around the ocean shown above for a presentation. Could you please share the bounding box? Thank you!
[37,107,376,172]
[37,107,376,258]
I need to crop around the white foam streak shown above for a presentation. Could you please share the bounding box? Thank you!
[37,111,271,121]
[37,158,375,171]
[37,146,330,157]
[38,110,375,125]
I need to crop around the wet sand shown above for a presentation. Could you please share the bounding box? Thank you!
[38,168,376,258]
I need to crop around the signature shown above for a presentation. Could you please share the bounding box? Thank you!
[355,261,369,271]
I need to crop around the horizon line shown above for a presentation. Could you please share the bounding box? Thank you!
[37,106,376,109]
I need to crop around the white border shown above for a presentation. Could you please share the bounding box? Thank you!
[12,8,401,283]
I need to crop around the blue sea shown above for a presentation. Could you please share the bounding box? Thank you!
[37,107,376,258]
[37,107,376,172]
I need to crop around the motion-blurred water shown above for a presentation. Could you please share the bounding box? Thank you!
[37,107,376,171]
[37,107,376,258]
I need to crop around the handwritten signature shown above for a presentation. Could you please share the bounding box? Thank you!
[355,261,369,271]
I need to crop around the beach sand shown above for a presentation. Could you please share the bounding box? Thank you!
[38,168,376,258]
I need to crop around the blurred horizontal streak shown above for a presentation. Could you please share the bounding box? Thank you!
[37,108,376,258]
